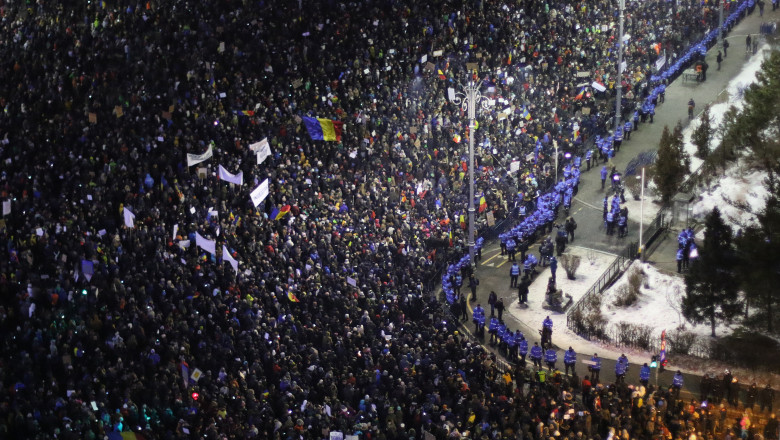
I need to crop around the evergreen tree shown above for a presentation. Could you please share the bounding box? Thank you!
[653,123,690,204]
[736,191,780,332]
[683,208,742,337]
[692,105,712,160]
[720,51,780,192]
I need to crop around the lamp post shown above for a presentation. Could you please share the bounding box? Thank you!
[554,140,559,183]
[719,0,725,50]
[451,79,490,268]
[638,167,645,259]
[615,0,626,134]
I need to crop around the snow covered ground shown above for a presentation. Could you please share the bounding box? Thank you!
[684,45,772,227]
[507,245,632,360]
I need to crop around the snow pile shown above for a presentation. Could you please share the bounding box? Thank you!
[601,261,735,339]
[691,164,770,227]
[684,44,772,228]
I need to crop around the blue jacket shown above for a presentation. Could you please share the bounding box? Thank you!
[504,332,516,347]
[519,338,529,355]
[615,360,627,375]
[564,349,576,365]
[601,167,608,179]
[673,372,684,387]
[497,323,507,339]
[510,263,520,276]
[542,317,553,330]
[488,317,500,332]
[545,349,557,364]
[624,121,633,133]
[530,345,543,359]
[591,355,601,370]
[640,365,651,381]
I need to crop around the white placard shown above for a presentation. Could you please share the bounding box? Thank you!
[447,87,456,102]
[250,138,271,165]
[249,179,270,207]
[591,81,607,92]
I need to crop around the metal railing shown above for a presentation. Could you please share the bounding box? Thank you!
[566,241,638,322]
[571,323,713,359]
[642,210,668,254]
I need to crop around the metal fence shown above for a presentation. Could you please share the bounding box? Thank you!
[641,210,668,255]
[566,241,638,321]
[571,322,713,359]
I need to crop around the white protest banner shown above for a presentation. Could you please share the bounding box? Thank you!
[195,232,216,255]
[347,277,357,287]
[591,81,607,92]
[510,161,521,173]
[223,245,239,273]
[123,206,135,228]
[173,224,179,241]
[2,200,10,216]
[187,144,214,167]
[218,165,244,185]
[655,55,666,71]
[433,50,443,57]
[250,138,272,165]
[249,179,269,207]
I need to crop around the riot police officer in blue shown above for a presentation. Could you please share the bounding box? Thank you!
[530,342,543,369]
[541,316,553,349]
[640,363,651,387]
[615,353,629,383]
[545,347,558,371]
[589,353,602,382]
[518,334,529,367]
[673,370,684,398]
[624,120,633,140]
[564,346,577,376]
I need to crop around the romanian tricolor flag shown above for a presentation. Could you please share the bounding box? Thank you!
[287,290,300,303]
[302,116,344,142]
[479,193,487,213]
[521,107,532,120]
[574,87,586,101]
[459,213,466,229]
[269,205,291,220]
[235,110,255,116]
[438,69,447,80]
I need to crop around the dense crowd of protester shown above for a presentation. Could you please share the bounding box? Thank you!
[0,0,766,438]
